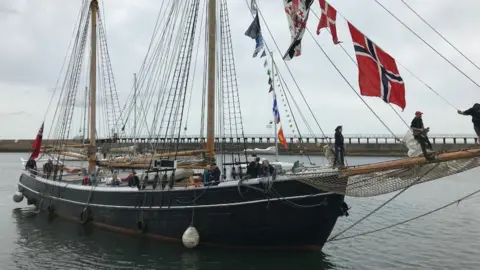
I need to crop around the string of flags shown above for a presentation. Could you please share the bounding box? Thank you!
[245,0,307,148]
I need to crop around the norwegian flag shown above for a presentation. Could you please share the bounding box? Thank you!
[348,22,406,110]
[316,0,341,45]
[30,122,44,160]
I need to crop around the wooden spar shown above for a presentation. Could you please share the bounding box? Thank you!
[101,150,205,163]
[341,148,480,177]
[87,0,98,174]
[55,151,88,160]
[97,161,208,170]
[205,0,216,161]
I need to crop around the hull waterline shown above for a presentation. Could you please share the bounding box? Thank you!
[17,172,347,250]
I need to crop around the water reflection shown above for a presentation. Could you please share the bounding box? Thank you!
[10,207,337,270]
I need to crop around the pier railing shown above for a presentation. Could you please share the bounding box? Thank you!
[105,134,478,145]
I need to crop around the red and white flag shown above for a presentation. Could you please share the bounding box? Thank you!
[348,23,406,110]
[30,122,44,160]
[316,0,341,45]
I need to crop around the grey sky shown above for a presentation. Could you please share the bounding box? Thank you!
[0,0,479,139]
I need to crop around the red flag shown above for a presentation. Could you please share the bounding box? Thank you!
[316,0,341,44]
[277,126,288,149]
[30,122,44,160]
[348,22,406,110]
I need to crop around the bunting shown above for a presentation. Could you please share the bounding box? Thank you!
[316,0,341,44]
[283,0,315,60]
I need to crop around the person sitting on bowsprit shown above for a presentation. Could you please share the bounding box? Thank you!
[458,103,480,144]
[411,111,435,161]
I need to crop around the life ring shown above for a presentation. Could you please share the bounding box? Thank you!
[136,219,147,233]
[47,204,55,215]
[79,208,90,225]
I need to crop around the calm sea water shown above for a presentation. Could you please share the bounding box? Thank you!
[1,153,480,269]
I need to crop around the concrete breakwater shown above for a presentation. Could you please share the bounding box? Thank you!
[1,137,476,157]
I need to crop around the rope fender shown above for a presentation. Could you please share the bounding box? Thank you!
[79,207,91,225]
[136,219,147,233]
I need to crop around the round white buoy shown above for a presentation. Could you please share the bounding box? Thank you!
[13,191,24,203]
[182,226,200,248]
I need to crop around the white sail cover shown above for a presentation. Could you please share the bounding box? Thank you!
[403,130,423,158]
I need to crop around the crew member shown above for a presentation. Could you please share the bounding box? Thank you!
[208,163,221,185]
[411,111,434,160]
[333,125,345,167]
[458,103,480,144]
[246,157,261,178]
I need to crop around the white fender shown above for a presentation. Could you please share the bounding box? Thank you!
[182,226,200,248]
[13,191,24,203]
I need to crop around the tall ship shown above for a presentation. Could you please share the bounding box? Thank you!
[14,0,480,250]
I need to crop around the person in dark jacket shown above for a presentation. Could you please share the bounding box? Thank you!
[25,158,37,175]
[246,157,261,178]
[458,103,480,143]
[333,125,345,167]
[128,170,140,188]
[411,111,434,160]
[43,159,53,179]
[208,163,221,185]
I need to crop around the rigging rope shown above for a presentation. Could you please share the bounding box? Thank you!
[304,26,401,140]
[328,186,480,242]
[371,0,480,90]
[310,10,461,113]
[246,0,328,140]
[310,8,460,121]
[219,0,249,167]
[327,163,440,242]
[399,0,480,74]
[45,0,90,139]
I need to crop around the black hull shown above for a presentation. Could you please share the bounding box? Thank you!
[17,172,346,250]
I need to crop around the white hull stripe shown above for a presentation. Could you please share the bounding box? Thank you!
[18,182,335,210]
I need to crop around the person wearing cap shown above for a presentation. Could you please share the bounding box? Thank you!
[457,103,480,143]
[333,125,345,167]
[411,111,434,160]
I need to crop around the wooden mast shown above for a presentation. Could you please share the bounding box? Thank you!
[87,0,98,174]
[133,73,137,155]
[206,0,216,161]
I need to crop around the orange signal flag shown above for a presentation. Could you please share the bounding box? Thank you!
[277,126,288,149]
